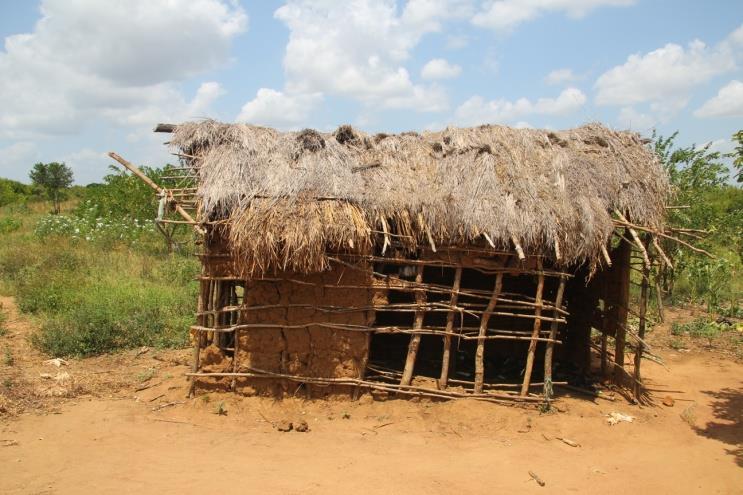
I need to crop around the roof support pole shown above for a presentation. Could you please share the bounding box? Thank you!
[438,267,463,390]
[475,272,503,394]
[634,234,651,399]
[521,262,545,396]
[543,274,566,401]
[400,265,426,386]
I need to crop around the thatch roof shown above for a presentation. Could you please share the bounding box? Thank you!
[166,120,668,274]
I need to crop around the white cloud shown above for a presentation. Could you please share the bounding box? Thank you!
[595,25,743,118]
[0,0,246,139]
[694,80,743,118]
[472,0,635,31]
[421,58,462,80]
[236,88,323,128]
[0,142,39,180]
[545,68,579,85]
[616,106,656,131]
[268,0,460,112]
[61,148,110,184]
[454,87,586,125]
[698,138,733,155]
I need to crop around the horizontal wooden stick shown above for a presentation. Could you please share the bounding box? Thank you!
[186,370,547,403]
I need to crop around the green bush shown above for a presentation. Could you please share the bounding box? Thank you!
[32,279,194,357]
[670,317,729,347]
[0,217,21,234]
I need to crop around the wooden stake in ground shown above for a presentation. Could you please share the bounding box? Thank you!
[400,265,426,386]
[612,232,631,384]
[475,273,503,394]
[634,235,651,398]
[521,263,545,396]
[543,275,566,400]
[438,267,463,390]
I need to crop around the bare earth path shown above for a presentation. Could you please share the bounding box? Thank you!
[1,296,741,494]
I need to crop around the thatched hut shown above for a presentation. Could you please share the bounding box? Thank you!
[114,120,672,403]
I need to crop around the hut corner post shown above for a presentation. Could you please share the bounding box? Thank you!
[633,234,652,399]
[612,232,632,385]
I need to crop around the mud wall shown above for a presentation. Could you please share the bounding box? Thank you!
[232,267,373,397]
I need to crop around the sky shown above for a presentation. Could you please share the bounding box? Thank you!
[0,0,741,185]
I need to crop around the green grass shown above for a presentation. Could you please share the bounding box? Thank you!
[0,202,198,357]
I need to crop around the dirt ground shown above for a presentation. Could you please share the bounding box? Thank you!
[0,296,741,494]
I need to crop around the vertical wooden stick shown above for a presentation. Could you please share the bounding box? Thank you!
[600,271,610,378]
[654,275,665,323]
[474,273,504,393]
[634,237,650,398]
[188,276,211,397]
[400,265,426,386]
[521,267,545,396]
[613,232,631,384]
[438,267,463,390]
[543,275,566,400]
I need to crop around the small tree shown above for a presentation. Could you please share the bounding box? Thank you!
[29,162,74,214]
[728,130,742,183]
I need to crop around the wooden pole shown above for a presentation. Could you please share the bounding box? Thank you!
[543,275,566,400]
[107,152,205,235]
[188,275,211,397]
[400,265,426,386]
[521,266,545,396]
[438,267,463,389]
[634,236,651,398]
[475,273,504,393]
[613,231,631,384]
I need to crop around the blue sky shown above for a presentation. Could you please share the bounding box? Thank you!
[0,0,741,184]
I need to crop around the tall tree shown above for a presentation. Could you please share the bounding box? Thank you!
[29,162,74,214]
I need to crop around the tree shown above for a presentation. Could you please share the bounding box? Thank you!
[29,162,74,214]
[728,130,743,183]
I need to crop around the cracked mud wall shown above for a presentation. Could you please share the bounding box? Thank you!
[233,266,374,397]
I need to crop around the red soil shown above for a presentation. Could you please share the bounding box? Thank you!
[0,296,740,494]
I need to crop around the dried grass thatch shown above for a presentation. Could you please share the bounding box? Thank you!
[168,120,668,274]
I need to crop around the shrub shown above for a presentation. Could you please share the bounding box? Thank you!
[31,279,195,357]
[0,217,21,234]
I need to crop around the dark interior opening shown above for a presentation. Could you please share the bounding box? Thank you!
[367,261,568,388]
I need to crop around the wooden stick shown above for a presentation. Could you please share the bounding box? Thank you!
[108,152,205,235]
[613,235,631,384]
[418,213,437,253]
[651,236,673,269]
[614,210,650,269]
[400,265,426,386]
[475,273,504,393]
[521,267,545,396]
[483,232,496,248]
[654,275,665,323]
[185,370,545,403]
[554,238,562,261]
[634,236,650,398]
[612,219,713,257]
[511,236,526,260]
[600,245,613,267]
[543,275,566,400]
[438,267,462,390]
[379,216,392,256]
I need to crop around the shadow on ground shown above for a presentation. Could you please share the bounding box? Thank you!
[694,386,743,467]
